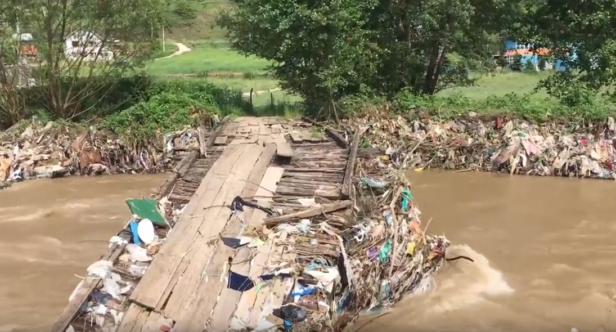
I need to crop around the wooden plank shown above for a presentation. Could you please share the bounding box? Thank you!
[289,132,303,143]
[275,142,293,158]
[208,144,277,331]
[129,145,245,310]
[342,132,360,198]
[161,144,256,318]
[214,136,228,145]
[116,304,147,332]
[169,145,264,332]
[52,244,125,332]
[232,167,285,328]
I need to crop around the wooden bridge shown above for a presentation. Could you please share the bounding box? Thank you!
[52,116,360,332]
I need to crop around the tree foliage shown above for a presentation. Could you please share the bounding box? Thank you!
[525,0,616,106]
[219,0,524,118]
[0,0,166,121]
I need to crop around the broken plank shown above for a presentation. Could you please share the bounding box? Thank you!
[208,144,277,331]
[289,132,303,143]
[129,145,245,310]
[275,141,293,159]
[163,144,261,319]
[169,145,264,332]
[264,200,353,226]
[342,132,361,198]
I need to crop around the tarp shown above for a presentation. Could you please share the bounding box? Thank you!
[126,199,167,226]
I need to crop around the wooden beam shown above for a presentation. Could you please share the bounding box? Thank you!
[263,200,352,226]
[342,132,360,198]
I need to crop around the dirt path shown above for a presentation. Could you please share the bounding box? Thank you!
[241,87,281,98]
[155,42,192,60]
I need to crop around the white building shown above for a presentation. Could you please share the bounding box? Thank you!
[64,30,114,62]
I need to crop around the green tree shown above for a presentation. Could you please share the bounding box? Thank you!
[0,0,166,120]
[526,0,616,104]
[219,0,526,118]
[165,0,201,30]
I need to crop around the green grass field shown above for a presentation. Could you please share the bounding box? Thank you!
[147,47,269,75]
[147,43,612,120]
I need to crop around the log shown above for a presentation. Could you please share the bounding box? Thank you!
[264,200,353,226]
[342,132,361,198]
[174,150,198,177]
[325,128,349,149]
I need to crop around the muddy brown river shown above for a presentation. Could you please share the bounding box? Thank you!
[1,172,615,332]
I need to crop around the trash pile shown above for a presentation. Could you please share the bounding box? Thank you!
[0,118,210,188]
[346,108,616,180]
[233,146,450,331]
[65,199,173,332]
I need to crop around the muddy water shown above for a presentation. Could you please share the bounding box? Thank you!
[0,175,164,332]
[2,172,616,332]
[360,172,616,332]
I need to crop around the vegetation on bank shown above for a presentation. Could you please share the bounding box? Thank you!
[2,0,616,149]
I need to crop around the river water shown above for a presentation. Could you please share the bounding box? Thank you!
[1,172,615,332]
[0,175,165,332]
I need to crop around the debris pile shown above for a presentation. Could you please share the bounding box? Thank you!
[346,109,616,180]
[0,119,212,188]
[224,147,450,331]
[62,199,173,332]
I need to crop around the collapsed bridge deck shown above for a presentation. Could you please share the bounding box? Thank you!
[53,116,359,332]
